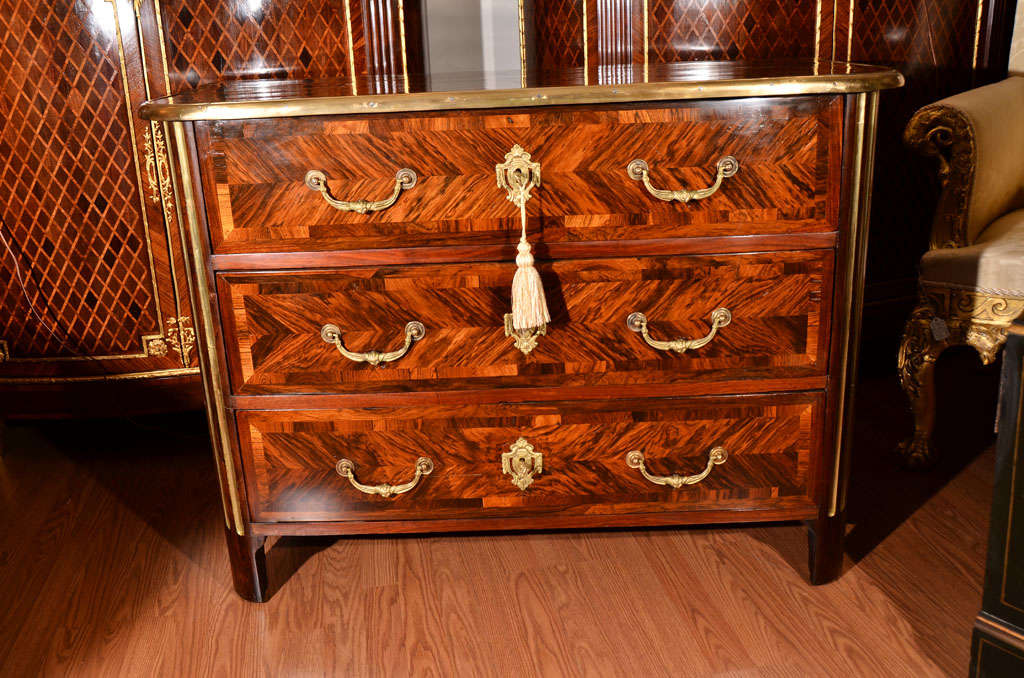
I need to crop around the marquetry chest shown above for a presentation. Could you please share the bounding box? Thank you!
[142,61,902,601]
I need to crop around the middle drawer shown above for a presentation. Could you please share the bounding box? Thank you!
[217,250,833,395]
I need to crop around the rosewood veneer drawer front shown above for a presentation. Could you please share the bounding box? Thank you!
[237,393,821,523]
[218,250,833,395]
[199,96,841,255]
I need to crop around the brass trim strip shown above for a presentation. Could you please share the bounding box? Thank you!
[105,0,163,334]
[152,0,172,91]
[0,367,199,384]
[642,0,648,81]
[132,1,186,358]
[518,0,527,87]
[829,93,867,517]
[164,120,230,529]
[140,72,903,122]
[976,613,1024,646]
[398,0,409,94]
[813,0,822,67]
[972,0,985,70]
[344,0,357,95]
[170,121,246,535]
[829,90,879,517]
[847,0,855,62]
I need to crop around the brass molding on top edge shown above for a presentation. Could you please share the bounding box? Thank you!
[140,72,905,122]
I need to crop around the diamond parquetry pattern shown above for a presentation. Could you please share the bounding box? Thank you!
[0,0,157,358]
[160,0,354,91]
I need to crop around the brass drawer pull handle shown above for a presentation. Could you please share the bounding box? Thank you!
[627,156,738,203]
[627,308,731,354]
[626,448,728,488]
[336,457,434,498]
[305,168,416,213]
[320,321,425,366]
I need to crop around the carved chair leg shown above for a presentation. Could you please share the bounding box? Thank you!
[224,526,268,603]
[897,302,945,469]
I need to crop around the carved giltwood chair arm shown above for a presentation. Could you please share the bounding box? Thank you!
[904,77,1024,250]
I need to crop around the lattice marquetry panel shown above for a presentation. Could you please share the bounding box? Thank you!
[159,0,354,91]
[0,0,156,358]
[646,0,818,62]
[535,0,585,69]
[850,0,977,65]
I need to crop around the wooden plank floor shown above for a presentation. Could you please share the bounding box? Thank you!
[0,367,1000,677]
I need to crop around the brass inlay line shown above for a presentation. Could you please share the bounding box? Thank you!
[829,90,879,517]
[170,121,245,534]
[518,0,527,87]
[152,0,198,367]
[582,0,589,86]
[398,0,409,94]
[847,0,855,62]
[164,119,230,528]
[131,0,186,346]
[153,0,173,92]
[977,614,1024,646]
[975,635,1024,676]
[0,367,199,384]
[105,0,162,334]
[972,0,985,70]
[813,0,822,66]
[829,93,867,517]
[643,0,648,82]
[344,0,357,95]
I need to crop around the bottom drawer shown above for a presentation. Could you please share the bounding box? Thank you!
[236,393,824,524]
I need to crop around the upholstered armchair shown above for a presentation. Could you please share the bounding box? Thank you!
[899,77,1024,468]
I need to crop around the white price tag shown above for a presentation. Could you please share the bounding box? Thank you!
[930,317,950,342]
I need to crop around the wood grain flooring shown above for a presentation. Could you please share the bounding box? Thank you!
[0,363,1000,677]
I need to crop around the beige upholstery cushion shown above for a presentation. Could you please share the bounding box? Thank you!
[920,208,1024,296]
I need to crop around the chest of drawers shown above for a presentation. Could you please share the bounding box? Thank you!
[143,62,901,601]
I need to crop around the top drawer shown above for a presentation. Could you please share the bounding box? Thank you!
[197,96,841,255]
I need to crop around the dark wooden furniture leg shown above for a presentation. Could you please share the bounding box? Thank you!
[808,511,845,585]
[224,526,268,603]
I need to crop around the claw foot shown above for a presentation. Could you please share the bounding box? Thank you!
[896,434,935,470]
